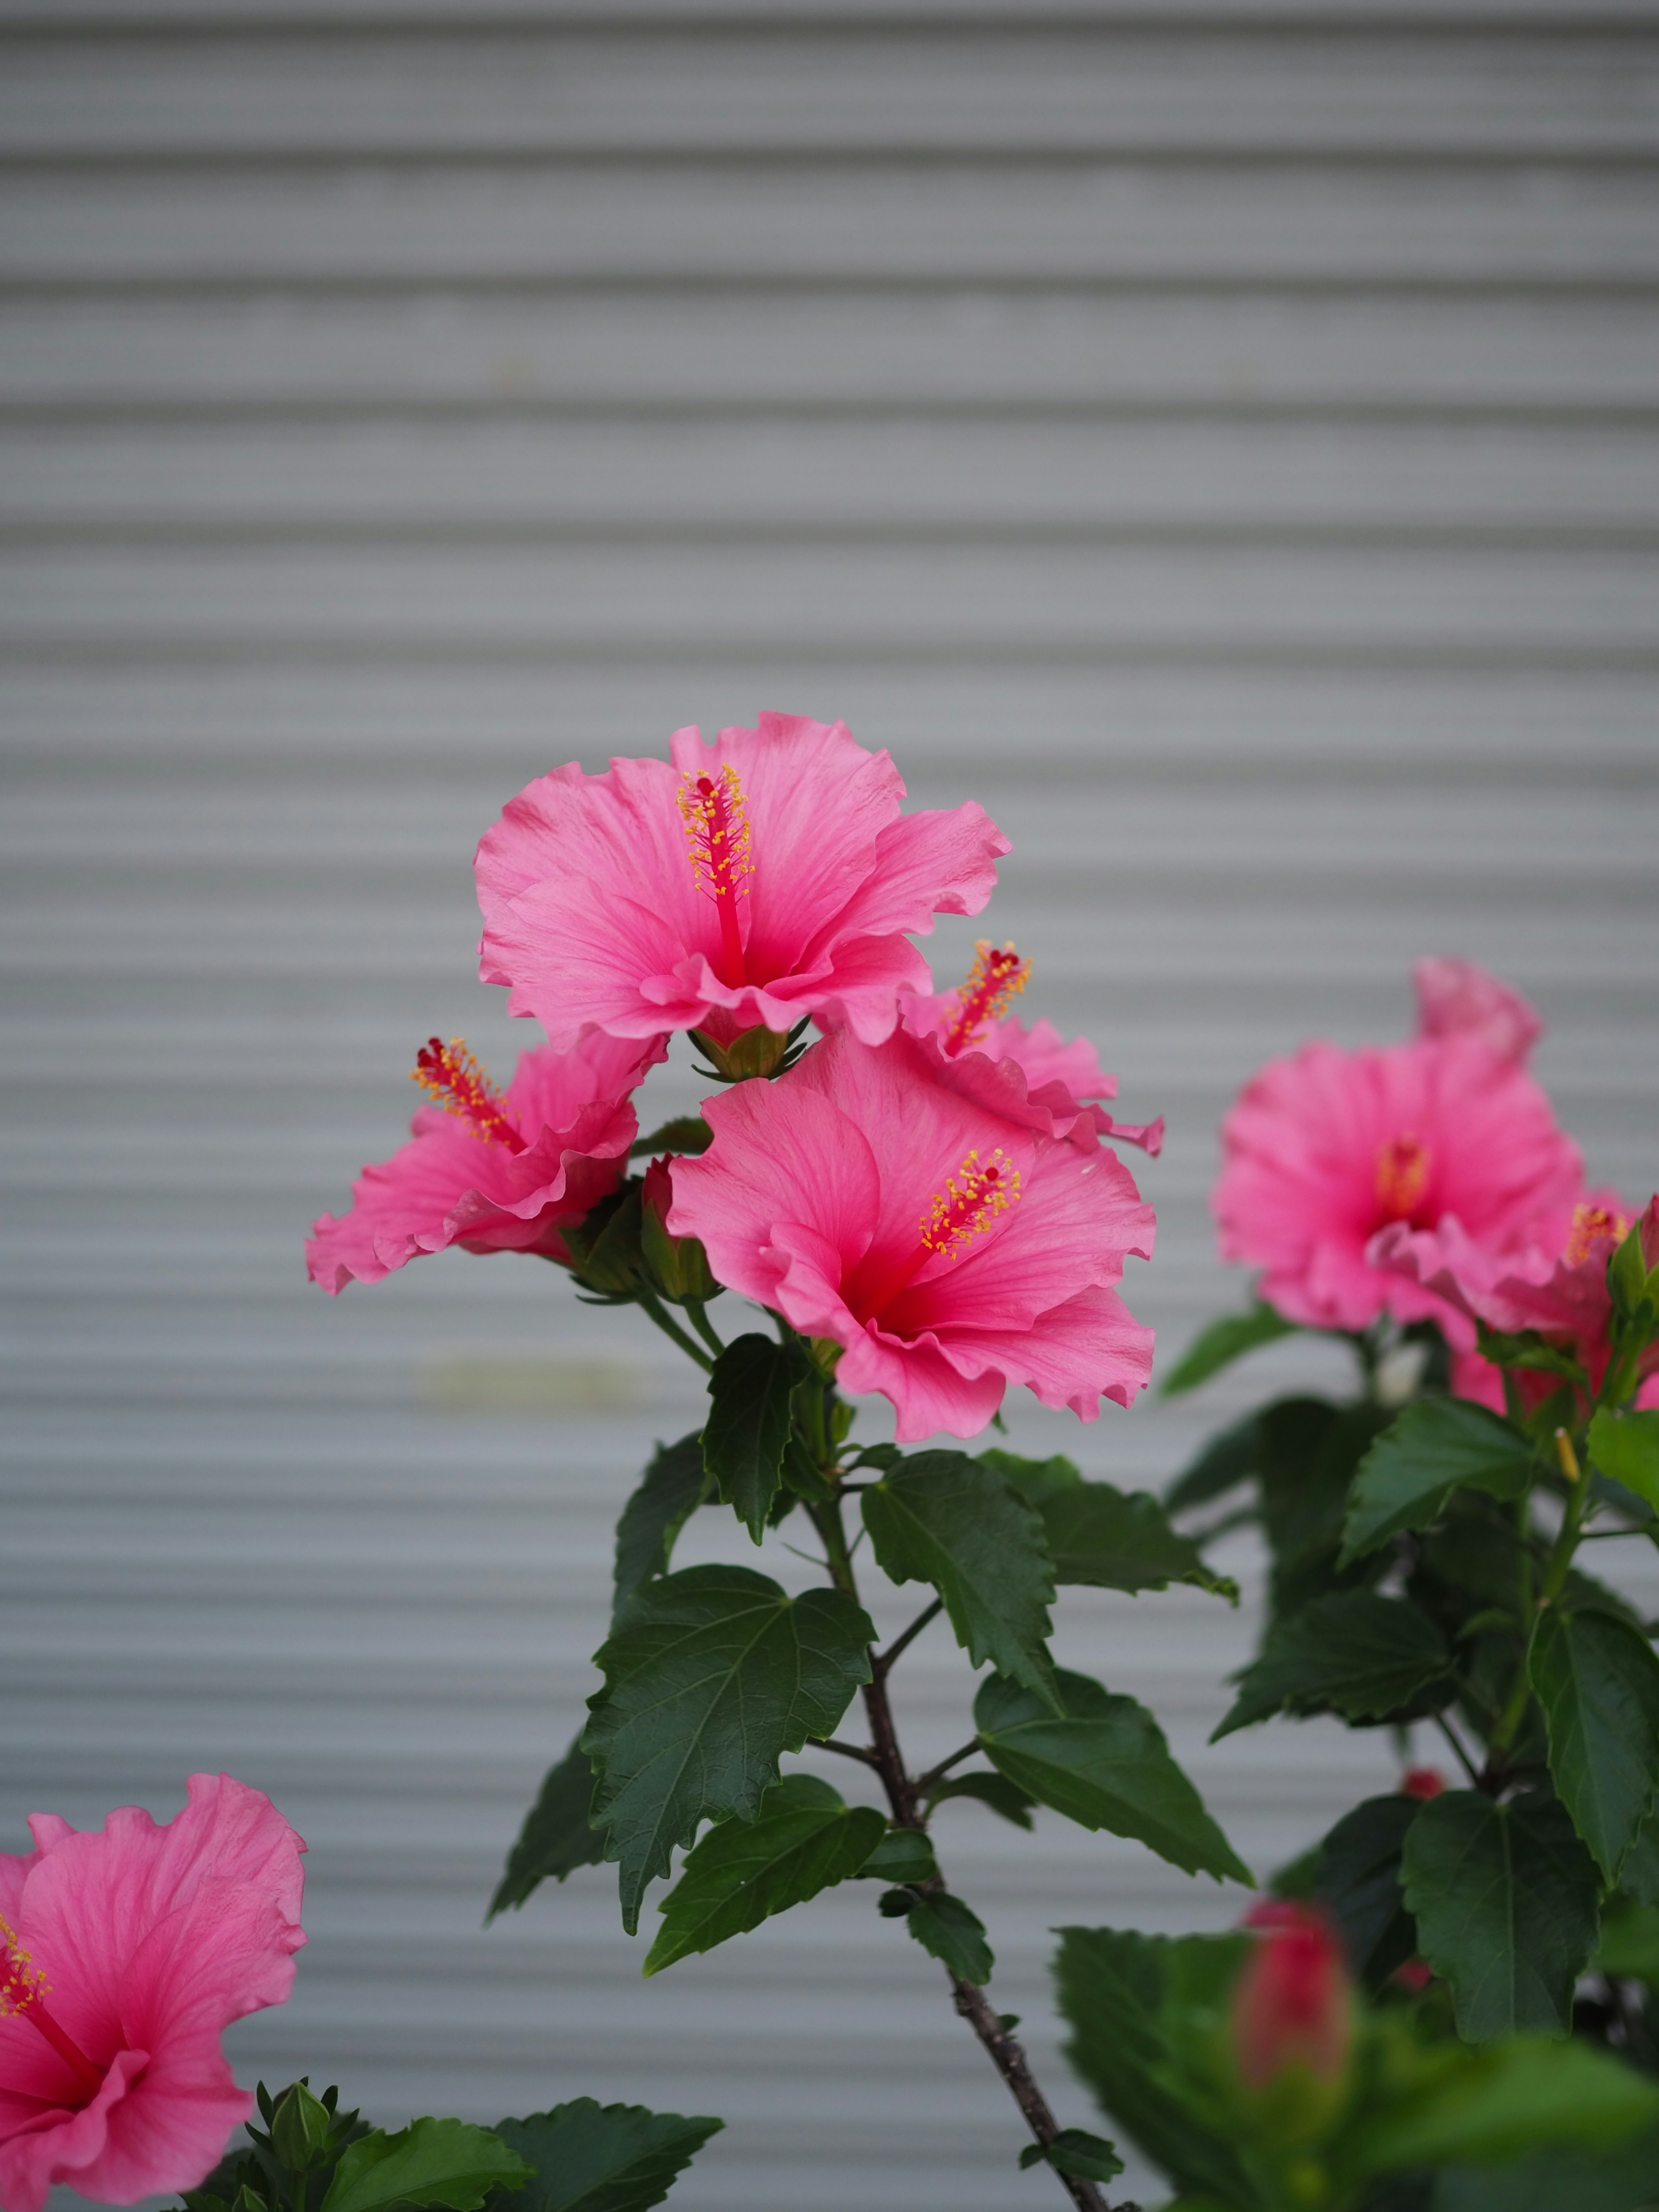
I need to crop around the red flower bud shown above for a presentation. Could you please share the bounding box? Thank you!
[1401,1767,1446,1801]
[1233,1904,1353,2095]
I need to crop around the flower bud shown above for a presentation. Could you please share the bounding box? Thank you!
[641,1157,721,1304]
[1230,1904,1354,2140]
[690,1023,795,1081]
[270,2080,332,2172]
[1401,1767,1446,1801]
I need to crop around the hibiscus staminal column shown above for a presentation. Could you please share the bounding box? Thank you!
[1,1920,103,2101]
[413,1036,524,1151]
[678,764,753,987]
[940,941,1031,1055]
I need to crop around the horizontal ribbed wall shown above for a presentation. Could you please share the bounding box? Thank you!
[4,11,1657,2208]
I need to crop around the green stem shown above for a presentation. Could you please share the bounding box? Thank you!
[683,1299,727,1358]
[635,1289,713,1372]
[1491,1466,1592,1756]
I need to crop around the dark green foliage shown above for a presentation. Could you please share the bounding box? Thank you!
[1035,1481,1238,1600]
[491,2100,723,2212]
[976,1446,1081,1504]
[488,1738,604,1920]
[1402,1789,1602,2040]
[1160,1302,1297,1395]
[976,1669,1252,1884]
[612,1436,708,1621]
[1531,1605,1659,1885]
[644,1774,885,1973]
[1261,1398,1395,1621]
[1589,1409,1659,1514]
[1017,2131,1123,2183]
[1165,1408,1262,1516]
[902,1891,994,1983]
[1052,1924,1260,2206]
[629,1119,712,1160]
[321,2123,531,2212]
[925,1769,1036,1829]
[584,1564,874,1932]
[856,1826,938,1883]
[1315,1792,1425,1989]
[701,1333,806,1541]
[861,1450,1059,1706]
[186,2082,370,2212]
[1435,2117,1659,2212]
[1341,1400,1536,1565]
[1214,1590,1454,1740]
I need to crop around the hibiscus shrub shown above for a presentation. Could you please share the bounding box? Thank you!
[301,718,1659,2212]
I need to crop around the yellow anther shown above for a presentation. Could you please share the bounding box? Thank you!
[918,1147,1020,1261]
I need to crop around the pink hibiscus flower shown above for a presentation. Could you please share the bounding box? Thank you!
[1213,1006,1581,1338]
[1412,956,1543,1065]
[665,1026,1155,1442]
[899,941,1164,1157]
[0,1774,305,2212]
[1373,1192,1659,1411]
[474,713,1008,1058]
[307,1028,662,1293]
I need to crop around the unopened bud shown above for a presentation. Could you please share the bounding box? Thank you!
[1400,1767,1446,1802]
[560,1183,648,1297]
[641,1157,720,1305]
[1230,1904,1354,2142]
[690,1024,794,1081]
[270,2080,332,2172]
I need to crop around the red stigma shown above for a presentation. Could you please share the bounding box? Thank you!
[941,941,1030,1055]
[412,1037,523,1150]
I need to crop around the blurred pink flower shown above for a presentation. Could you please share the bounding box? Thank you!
[474,714,1008,1054]
[666,1026,1154,1442]
[1375,1192,1659,1408]
[0,1775,305,2212]
[1214,1018,1580,1337]
[899,942,1163,1157]
[1233,1902,1353,2094]
[307,1028,662,1292]
[1412,957,1543,1065]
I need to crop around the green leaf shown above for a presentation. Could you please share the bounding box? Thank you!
[321,2123,530,2212]
[701,1334,803,1543]
[1400,1789,1602,2040]
[1259,1398,1391,1622]
[925,1770,1036,1829]
[1160,1302,1297,1395]
[1473,1321,1588,1382]
[487,1737,604,1920]
[1315,1792,1423,1989]
[629,1117,712,1160]
[976,1669,1252,1885]
[1017,2130,1124,2183]
[975,1446,1081,1505]
[861,1450,1059,1707]
[612,1436,708,1621]
[491,2099,723,2212]
[1213,1590,1453,1740]
[1341,1398,1537,1565]
[1589,1409,1659,1513]
[1436,2118,1659,2212]
[1035,1482,1238,1602]
[1621,1806,1659,1907]
[643,1774,884,1974]
[1595,1897,1659,1984]
[856,1827,938,1883]
[584,1565,874,1933]
[1351,2034,1659,2174]
[903,1891,993,1983]
[1165,1410,1261,1516]
[1052,1924,1261,2207]
[1531,1605,1659,1884]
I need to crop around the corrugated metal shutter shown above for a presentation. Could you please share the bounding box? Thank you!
[4,9,1656,2206]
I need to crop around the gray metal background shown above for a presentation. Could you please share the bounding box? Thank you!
[3,6,1657,2206]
